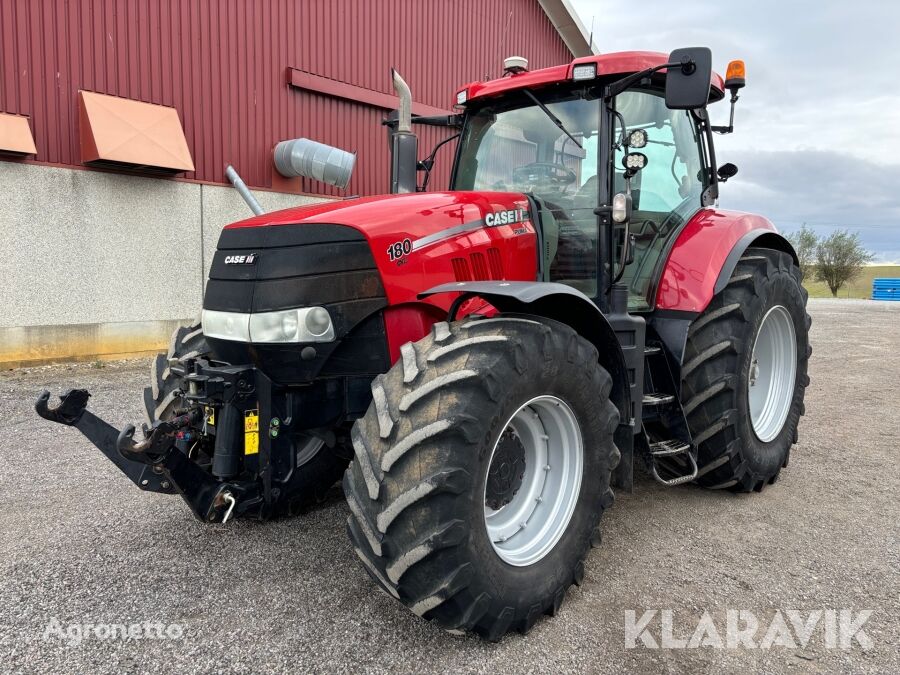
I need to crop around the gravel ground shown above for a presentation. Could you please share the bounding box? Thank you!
[1,298,898,674]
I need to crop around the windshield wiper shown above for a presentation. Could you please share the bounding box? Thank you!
[522,89,582,149]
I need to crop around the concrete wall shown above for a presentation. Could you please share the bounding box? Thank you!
[0,163,328,367]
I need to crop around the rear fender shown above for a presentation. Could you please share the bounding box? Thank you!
[655,209,798,313]
[713,230,798,295]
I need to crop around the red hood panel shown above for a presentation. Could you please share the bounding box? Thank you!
[226,191,528,236]
[226,191,539,307]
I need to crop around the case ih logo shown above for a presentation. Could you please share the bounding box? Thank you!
[484,208,529,227]
[224,254,257,264]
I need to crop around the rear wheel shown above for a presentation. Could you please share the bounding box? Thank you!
[681,248,811,491]
[344,316,620,639]
[144,321,349,516]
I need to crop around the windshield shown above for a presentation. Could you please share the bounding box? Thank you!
[452,92,600,204]
[452,91,603,297]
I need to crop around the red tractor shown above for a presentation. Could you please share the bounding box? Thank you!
[38,48,810,640]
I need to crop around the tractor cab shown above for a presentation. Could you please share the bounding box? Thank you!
[412,49,742,312]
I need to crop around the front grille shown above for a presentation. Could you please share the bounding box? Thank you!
[206,223,385,318]
[203,223,389,384]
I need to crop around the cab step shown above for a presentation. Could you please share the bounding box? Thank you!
[649,439,691,456]
[643,392,674,406]
[647,439,699,487]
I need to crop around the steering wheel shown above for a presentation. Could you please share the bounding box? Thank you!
[512,162,577,193]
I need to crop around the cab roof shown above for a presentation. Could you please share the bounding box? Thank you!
[460,51,725,104]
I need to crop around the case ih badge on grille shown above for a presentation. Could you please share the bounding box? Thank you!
[35,51,811,641]
[224,253,257,264]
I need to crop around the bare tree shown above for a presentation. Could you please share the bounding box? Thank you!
[786,223,818,281]
[814,230,874,297]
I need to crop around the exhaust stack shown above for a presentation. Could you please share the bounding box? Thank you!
[388,68,418,194]
[392,68,412,133]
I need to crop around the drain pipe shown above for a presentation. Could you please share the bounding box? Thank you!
[225,165,264,216]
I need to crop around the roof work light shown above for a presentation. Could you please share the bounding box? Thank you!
[572,63,597,81]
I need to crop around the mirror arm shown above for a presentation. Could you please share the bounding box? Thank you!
[417,132,461,192]
[695,108,719,205]
[604,61,682,100]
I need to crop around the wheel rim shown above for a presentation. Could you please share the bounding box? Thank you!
[295,435,325,467]
[748,305,797,442]
[483,395,583,567]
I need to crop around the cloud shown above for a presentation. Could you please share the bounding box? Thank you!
[720,149,900,261]
[568,0,900,257]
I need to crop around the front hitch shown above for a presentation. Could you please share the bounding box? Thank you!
[35,389,252,522]
[35,388,90,425]
[116,409,200,464]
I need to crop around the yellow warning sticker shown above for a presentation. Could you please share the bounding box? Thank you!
[205,407,215,426]
[244,409,259,455]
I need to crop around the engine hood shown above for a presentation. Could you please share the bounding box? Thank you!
[222,190,539,308]
[225,190,531,240]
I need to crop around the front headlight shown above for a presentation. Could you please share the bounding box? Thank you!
[249,307,335,343]
[202,307,335,343]
[201,309,251,342]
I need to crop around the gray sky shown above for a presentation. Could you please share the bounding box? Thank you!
[570,0,900,261]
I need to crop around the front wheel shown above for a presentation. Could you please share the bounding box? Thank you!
[344,316,620,639]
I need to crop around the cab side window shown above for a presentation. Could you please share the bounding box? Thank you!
[613,90,707,309]
[615,91,704,213]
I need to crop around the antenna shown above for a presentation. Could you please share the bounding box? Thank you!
[588,15,595,53]
[495,10,514,77]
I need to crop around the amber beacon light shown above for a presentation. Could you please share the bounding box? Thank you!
[725,59,746,90]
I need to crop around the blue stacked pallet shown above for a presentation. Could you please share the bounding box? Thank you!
[872,278,900,301]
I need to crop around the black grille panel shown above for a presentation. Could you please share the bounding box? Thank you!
[203,223,389,385]
[204,224,385,314]
[215,222,365,249]
[209,241,376,281]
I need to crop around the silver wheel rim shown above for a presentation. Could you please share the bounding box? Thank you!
[748,305,797,442]
[483,395,583,567]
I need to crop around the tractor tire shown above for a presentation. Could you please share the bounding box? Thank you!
[344,316,620,640]
[144,321,209,424]
[144,321,349,516]
[681,247,811,492]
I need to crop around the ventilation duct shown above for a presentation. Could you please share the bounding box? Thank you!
[274,138,356,189]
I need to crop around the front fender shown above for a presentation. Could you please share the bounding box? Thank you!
[418,280,631,428]
[655,209,798,313]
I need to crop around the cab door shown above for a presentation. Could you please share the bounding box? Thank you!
[613,89,710,310]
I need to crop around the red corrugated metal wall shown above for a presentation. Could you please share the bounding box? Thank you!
[0,0,573,197]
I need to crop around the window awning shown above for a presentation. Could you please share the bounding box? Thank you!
[78,91,194,173]
[0,113,37,156]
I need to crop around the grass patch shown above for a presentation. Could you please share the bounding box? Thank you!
[803,265,900,299]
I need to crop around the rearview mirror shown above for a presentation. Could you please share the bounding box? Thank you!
[717,162,738,182]
[665,47,713,110]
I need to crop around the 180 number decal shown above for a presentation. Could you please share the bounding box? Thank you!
[387,238,412,262]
